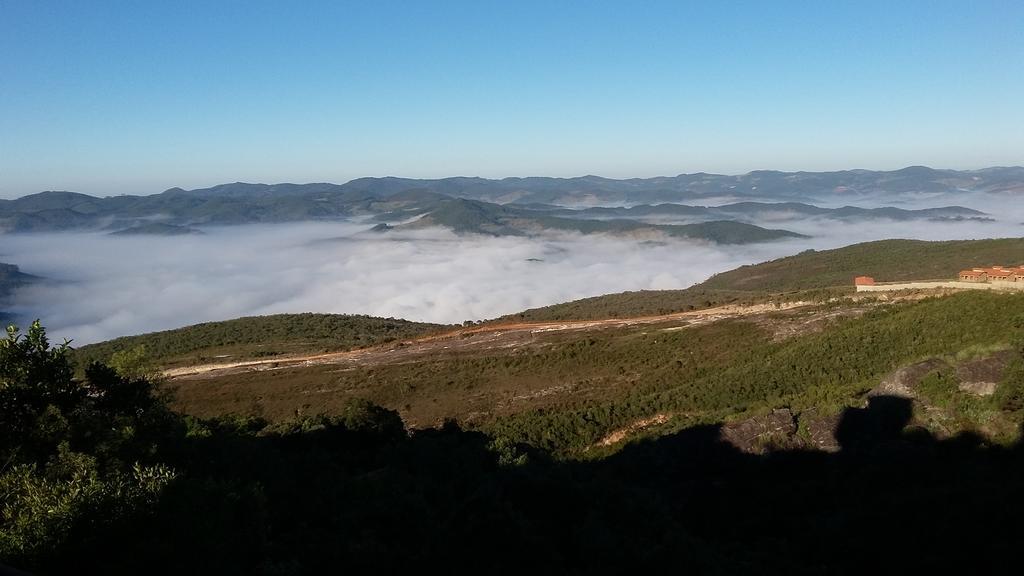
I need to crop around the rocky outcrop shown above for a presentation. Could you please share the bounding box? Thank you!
[720,408,800,454]
[799,410,843,453]
[870,358,949,398]
[956,350,1014,397]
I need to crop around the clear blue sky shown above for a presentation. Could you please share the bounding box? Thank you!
[1,0,1022,197]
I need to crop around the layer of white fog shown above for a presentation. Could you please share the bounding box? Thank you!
[4,193,1022,345]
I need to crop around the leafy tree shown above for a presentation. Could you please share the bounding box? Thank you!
[0,321,79,466]
[0,322,177,572]
[340,397,406,438]
[107,344,155,380]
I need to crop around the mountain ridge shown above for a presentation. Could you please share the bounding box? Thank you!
[10,165,1023,203]
[2,167,1013,236]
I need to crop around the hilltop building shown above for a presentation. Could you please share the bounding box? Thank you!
[854,266,1024,292]
[958,266,1024,283]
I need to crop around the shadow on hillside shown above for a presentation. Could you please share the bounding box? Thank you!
[590,395,1022,573]
[29,396,1024,575]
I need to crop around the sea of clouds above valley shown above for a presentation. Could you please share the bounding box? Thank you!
[4,194,1023,345]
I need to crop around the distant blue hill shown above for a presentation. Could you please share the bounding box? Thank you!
[0,166,1017,234]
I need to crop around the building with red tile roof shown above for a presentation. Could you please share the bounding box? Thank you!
[958,266,1024,283]
[959,268,986,282]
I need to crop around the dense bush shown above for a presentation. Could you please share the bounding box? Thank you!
[0,322,179,568]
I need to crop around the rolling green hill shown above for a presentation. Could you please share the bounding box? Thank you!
[169,290,1024,456]
[492,290,1024,452]
[700,237,1024,292]
[505,237,1024,321]
[504,288,749,322]
[74,313,448,370]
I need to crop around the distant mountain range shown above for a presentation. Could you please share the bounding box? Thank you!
[486,201,990,224]
[0,166,1016,238]
[325,165,1024,205]
[396,198,809,243]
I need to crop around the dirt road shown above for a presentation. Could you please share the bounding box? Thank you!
[165,301,813,381]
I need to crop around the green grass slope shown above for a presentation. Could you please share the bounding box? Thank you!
[500,288,738,322]
[702,237,1024,292]
[507,237,1024,321]
[75,313,449,370]
[171,291,1024,457]
[492,291,1024,453]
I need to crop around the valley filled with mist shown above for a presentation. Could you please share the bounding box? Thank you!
[1,167,1022,345]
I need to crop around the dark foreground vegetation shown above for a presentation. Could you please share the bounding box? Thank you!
[4,319,1024,574]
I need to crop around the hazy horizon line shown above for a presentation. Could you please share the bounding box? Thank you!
[7,164,1022,201]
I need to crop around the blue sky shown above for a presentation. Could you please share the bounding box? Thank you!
[1,0,1022,197]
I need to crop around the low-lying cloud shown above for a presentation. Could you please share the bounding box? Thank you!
[4,194,1023,345]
